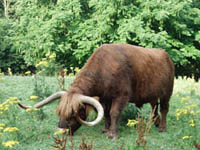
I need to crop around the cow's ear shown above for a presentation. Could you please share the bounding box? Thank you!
[93,96,100,101]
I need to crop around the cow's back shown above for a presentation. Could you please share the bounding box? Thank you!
[79,44,174,102]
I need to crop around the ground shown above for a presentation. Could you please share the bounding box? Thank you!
[0,76,200,150]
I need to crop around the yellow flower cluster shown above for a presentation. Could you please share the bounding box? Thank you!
[127,119,139,127]
[0,124,19,147]
[49,53,56,59]
[54,129,69,136]
[30,96,38,100]
[3,127,19,133]
[35,53,56,68]
[36,70,43,75]
[25,71,31,75]
[45,52,56,59]
[35,60,49,67]
[175,103,198,120]
[2,140,19,148]
[26,108,38,112]
[189,120,195,127]
[181,96,190,103]
[0,123,6,128]
[0,78,5,82]
[182,136,192,140]
[0,97,20,114]
[8,68,13,76]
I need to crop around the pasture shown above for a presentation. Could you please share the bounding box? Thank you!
[0,75,200,150]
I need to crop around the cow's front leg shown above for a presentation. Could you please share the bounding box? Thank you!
[107,96,128,140]
[102,114,110,134]
[101,102,111,134]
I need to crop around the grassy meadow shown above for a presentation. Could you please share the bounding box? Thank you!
[0,75,200,150]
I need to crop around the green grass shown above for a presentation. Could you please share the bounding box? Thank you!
[0,76,200,150]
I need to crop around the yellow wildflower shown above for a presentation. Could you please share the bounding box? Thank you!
[0,104,9,111]
[45,52,51,57]
[2,141,19,148]
[189,120,195,127]
[186,104,197,111]
[49,53,56,59]
[26,108,38,112]
[127,119,139,127]
[182,136,192,140]
[54,129,69,136]
[8,68,12,76]
[0,123,6,127]
[40,61,48,67]
[35,60,48,67]
[68,73,74,77]
[74,67,80,73]
[6,97,19,104]
[4,127,19,132]
[64,68,68,73]
[36,70,43,75]
[25,71,31,75]
[190,110,195,115]
[0,78,5,81]
[0,133,3,137]
[0,104,4,110]
[30,96,38,100]
[175,108,188,120]
[181,96,190,103]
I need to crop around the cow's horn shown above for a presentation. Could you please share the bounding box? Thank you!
[18,91,67,109]
[76,95,104,126]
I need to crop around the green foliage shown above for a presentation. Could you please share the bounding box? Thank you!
[32,75,54,99]
[121,103,139,123]
[0,18,30,74]
[0,0,200,78]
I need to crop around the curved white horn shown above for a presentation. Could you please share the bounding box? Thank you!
[75,95,104,126]
[18,91,67,109]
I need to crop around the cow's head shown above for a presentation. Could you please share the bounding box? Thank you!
[18,92,104,135]
[56,93,103,134]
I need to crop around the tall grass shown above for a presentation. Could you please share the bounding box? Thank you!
[0,76,200,150]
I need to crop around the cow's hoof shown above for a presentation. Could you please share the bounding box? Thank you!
[107,132,119,141]
[101,128,109,134]
[158,127,166,132]
[108,135,118,141]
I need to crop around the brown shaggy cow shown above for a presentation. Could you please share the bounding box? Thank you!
[19,43,175,140]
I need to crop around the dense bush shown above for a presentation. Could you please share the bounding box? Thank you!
[0,0,200,78]
[0,18,33,74]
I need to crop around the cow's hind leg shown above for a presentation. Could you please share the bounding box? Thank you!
[108,96,128,140]
[159,97,170,132]
[150,101,160,127]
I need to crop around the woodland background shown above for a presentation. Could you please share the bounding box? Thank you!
[0,0,200,79]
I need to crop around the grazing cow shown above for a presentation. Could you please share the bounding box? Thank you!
[19,43,175,140]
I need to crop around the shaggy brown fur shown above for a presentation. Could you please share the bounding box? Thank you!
[56,43,175,139]
[56,92,83,119]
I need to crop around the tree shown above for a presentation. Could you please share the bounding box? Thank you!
[0,0,200,79]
